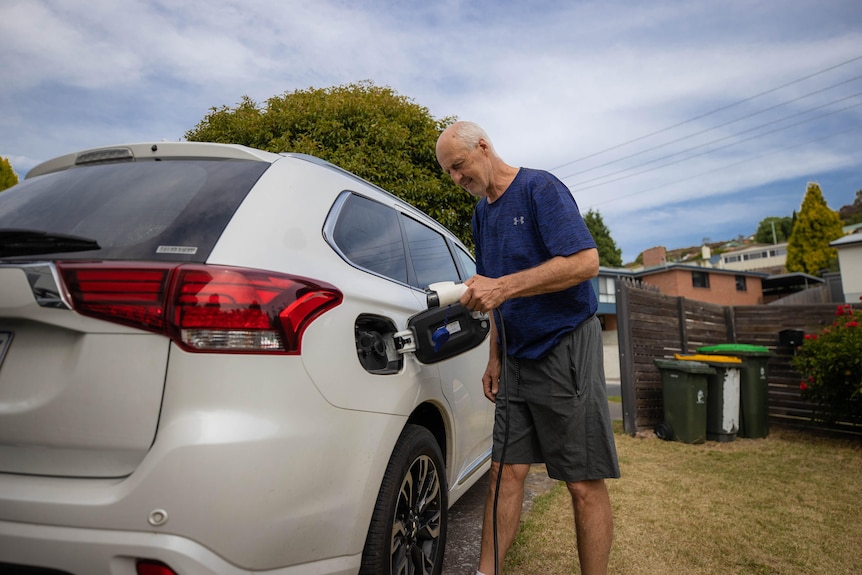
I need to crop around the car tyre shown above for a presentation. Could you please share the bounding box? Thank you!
[360,424,448,575]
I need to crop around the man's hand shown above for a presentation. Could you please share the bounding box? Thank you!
[482,355,502,403]
[461,274,506,313]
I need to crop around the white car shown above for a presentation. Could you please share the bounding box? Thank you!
[0,142,493,575]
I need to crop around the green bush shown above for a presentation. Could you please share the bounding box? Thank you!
[792,302,862,424]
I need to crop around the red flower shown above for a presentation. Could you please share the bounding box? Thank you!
[836,304,854,316]
[800,382,809,391]
[804,333,816,340]
[846,321,859,328]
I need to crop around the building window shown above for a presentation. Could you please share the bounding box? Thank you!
[598,276,615,304]
[692,271,710,288]
[735,275,747,292]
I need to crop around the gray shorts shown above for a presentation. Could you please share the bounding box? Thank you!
[493,315,621,482]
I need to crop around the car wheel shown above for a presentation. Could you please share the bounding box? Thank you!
[360,424,448,575]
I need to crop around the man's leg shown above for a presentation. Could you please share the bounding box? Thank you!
[477,461,530,574]
[567,479,613,575]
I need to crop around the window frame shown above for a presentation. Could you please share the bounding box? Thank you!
[325,191,471,291]
[691,270,710,289]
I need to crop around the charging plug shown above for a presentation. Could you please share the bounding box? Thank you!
[426,281,467,308]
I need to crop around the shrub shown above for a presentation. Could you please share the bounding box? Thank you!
[792,301,862,424]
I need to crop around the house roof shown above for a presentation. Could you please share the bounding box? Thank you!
[831,232,862,248]
[632,263,769,279]
[761,272,823,292]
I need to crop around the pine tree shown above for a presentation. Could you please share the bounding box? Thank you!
[0,156,19,192]
[584,209,623,267]
[785,182,845,275]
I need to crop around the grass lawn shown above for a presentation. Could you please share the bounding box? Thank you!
[504,422,862,575]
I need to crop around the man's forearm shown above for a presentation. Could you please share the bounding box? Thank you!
[499,248,598,300]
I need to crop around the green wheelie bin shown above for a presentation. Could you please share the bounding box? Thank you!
[653,358,714,444]
[675,354,742,442]
[698,344,772,438]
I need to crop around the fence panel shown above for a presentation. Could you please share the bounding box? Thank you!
[617,280,861,437]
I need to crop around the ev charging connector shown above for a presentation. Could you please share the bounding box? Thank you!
[426,281,467,308]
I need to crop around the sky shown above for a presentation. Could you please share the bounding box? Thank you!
[2,0,861,263]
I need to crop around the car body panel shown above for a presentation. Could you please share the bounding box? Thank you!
[0,265,168,477]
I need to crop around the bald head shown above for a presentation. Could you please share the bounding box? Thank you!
[435,121,517,201]
[436,121,497,161]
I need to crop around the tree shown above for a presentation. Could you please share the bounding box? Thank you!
[753,216,793,244]
[584,209,623,267]
[0,156,18,192]
[838,189,862,226]
[785,182,845,276]
[185,82,476,247]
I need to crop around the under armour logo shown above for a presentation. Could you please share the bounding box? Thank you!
[513,216,525,225]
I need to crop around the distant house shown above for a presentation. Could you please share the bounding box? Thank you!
[831,232,862,302]
[717,242,787,274]
[627,246,766,305]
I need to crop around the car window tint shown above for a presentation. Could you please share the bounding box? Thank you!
[455,245,476,279]
[332,194,408,283]
[401,215,459,289]
[0,160,268,262]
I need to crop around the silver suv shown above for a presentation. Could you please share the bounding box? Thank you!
[0,142,493,575]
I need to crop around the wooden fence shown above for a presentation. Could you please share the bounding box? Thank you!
[616,278,862,437]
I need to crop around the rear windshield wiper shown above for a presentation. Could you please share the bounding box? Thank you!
[0,229,101,257]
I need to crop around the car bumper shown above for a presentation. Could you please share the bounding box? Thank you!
[0,519,361,575]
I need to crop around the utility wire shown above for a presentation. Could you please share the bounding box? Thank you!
[548,54,862,173]
[567,92,862,191]
[557,74,862,182]
[587,122,862,208]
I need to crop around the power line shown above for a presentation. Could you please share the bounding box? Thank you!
[557,74,862,183]
[548,54,862,173]
[567,92,862,191]
[586,122,862,208]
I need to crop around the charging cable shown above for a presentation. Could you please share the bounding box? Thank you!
[492,308,509,575]
[424,282,509,575]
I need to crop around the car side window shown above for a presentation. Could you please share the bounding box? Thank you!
[332,194,408,284]
[454,245,476,279]
[401,215,460,289]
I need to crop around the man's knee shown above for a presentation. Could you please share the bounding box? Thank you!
[489,462,530,488]
[566,478,608,506]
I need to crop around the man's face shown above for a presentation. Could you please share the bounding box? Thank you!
[437,137,492,198]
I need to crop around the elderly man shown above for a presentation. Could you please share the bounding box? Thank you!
[436,121,620,575]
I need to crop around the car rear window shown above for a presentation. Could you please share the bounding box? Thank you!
[0,159,269,262]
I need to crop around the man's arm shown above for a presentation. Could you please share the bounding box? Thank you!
[461,248,599,313]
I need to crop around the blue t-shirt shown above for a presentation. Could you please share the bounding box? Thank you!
[473,168,598,359]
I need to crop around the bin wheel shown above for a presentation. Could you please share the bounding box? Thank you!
[655,422,673,441]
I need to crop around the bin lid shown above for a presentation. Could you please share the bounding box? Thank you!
[654,357,716,374]
[674,353,742,366]
[697,343,772,357]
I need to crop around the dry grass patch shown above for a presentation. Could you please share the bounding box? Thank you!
[505,423,862,575]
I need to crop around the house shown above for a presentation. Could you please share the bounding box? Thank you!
[717,242,788,274]
[630,246,766,305]
[830,232,862,302]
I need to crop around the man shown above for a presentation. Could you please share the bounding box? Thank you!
[436,121,620,575]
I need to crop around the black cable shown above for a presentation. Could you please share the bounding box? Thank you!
[491,308,509,575]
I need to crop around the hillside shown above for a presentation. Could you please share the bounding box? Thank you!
[628,191,862,267]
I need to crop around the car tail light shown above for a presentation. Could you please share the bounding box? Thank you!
[57,262,342,354]
[136,560,177,575]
